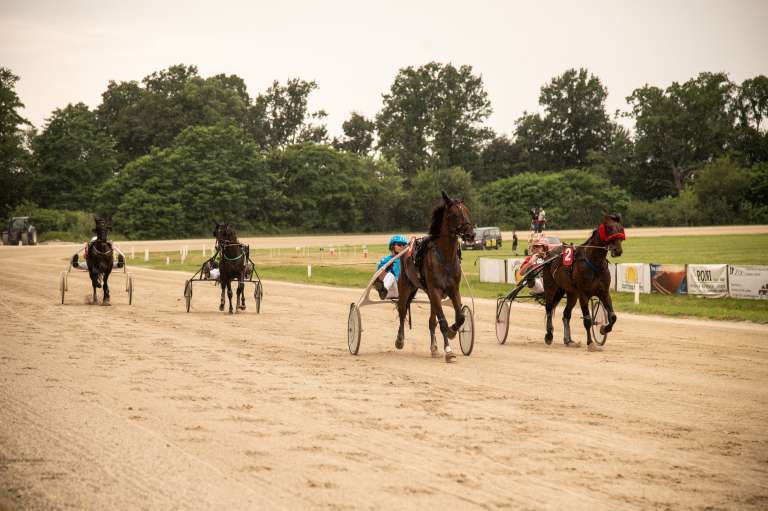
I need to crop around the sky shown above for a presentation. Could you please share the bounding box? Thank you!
[1,0,767,136]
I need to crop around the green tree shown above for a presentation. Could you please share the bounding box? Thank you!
[481,170,630,229]
[32,103,118,210]
[97,64,249,162]
[731,75,768,165]
[333,112,375,155]
[0,67,31,218]
[515,68,613,171]
[99,123,267,238]
[376,62,493,179]
[403,166,475,229]
[627,72,736,193]
[475,135,528,185]
[692,157,752,224]
[248,79,328,150]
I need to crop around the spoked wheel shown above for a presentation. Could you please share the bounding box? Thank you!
[495,298,511,344]
[590,297,609,346]
[347,303,361,355]
[127,275,134,305]
[458,305,474,356]
[184,280,193,313]
[59,271,66,304]
[253,281,263,314]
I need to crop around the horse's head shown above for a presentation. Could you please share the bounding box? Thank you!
[441,191,475,243]
[599,213,625,257]
[93,217,110,242]
[213,222,237,246]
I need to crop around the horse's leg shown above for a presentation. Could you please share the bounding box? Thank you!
[89,270,98,305]
[562,292,579,347]
[227,280,234,314]
[102,272,111,306]
[599,289,617,335]
[427,288,455,363]
[238,281,246,310]
[428,311,439,357]
[445,287,465,340]
[545,287,565,344]
[579,295,600,352]
[219,280,226,311]
[395,281,415,350]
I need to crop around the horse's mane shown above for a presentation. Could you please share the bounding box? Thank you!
[428,204,446,237]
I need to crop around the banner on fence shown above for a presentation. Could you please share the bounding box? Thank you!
[728,265,768,300]
[505,258,526,284]
[479,258,506,283]
[616,263,651,293]
[687,264,728,297]
[650,264,688,295]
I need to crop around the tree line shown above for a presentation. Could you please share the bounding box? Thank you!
[1,63,766,239]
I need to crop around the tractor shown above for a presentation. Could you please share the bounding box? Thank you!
[2,217,37,245]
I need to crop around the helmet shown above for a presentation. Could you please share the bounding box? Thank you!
[532,236,547,248]
[388,234,408,250]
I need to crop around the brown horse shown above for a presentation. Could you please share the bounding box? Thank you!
[396,192,475,363]
[213,222,247,314]
[542,213,625,351]
[85,218,114,305]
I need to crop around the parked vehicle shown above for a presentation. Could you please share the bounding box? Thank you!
[462,226,502,250]
[2,217,37,245]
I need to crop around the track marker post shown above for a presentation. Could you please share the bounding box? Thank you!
[307,264,312,278]
[166,256,170,265]
[634,283,640,305]
[131,246,135,260]
[144,249,149,261]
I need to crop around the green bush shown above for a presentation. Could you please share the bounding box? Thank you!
[10,200,94,241]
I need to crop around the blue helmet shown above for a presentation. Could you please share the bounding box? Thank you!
[388,234,408,250]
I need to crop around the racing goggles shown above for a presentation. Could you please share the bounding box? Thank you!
[598,223,626,242]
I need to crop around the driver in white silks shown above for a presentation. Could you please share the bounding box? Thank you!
[373,234,408,300]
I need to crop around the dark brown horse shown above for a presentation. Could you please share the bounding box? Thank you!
[396,192,475,363]
[213,222,247,314]
[86,218,114,305]
[542,213,625,351]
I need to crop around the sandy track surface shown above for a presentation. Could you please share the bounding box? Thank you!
[1,244,767,510]
[37,224,768,253]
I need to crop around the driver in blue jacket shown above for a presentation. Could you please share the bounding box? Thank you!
[373,234,408,299]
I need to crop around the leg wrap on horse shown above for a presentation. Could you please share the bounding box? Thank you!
[453,310,465,329]
[438,317,450,336]
[582,316,592,329]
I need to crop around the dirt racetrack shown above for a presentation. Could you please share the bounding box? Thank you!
[1,241,767,510]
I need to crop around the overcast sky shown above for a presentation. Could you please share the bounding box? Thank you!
[1,0,766,136]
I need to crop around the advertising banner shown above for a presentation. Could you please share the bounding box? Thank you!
[616,263,651,293]
[650,264,688,295]
[686,264,728,297]
[728,265,768,300]
[479,258,506,283]
[505,258,526,284]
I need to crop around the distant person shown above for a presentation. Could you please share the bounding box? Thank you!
[537,206,546,233]
[374,234,408,299]
[512,230,518,255]
[529,207,539,233]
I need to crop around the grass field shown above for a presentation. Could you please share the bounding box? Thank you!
[126,234,768,323]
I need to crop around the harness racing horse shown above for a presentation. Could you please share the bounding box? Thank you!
[213,222,247,314]
[542,213,625,351]
[397,192,475,363]
[86,218,114,306]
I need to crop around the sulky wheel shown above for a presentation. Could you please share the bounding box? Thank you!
[458,305,474,356]
[59,271,66,304]
[347,303,361,355]
[184,280,192,313]
[254,281,263,314]
[127,275,134,305]
[590,297,609,346]
[495,298,511,344]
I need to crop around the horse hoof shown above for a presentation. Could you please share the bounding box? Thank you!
[544,332,553,345]
[599,325,609,335]
[445,351,457,363]
[430,345,440,358]
[587,343,603,352]
[395,338,404,350]
[229,309,234,315]
[446,328,457,340]
[101,301,111,306]
[219,305,225,312]
[565,340,581,348]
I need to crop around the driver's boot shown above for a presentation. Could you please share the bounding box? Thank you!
[373,279,387,300]
[71,254,79,268]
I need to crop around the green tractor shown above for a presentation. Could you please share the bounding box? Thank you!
[2,217,38,245]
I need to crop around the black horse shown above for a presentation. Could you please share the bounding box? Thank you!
[396,192,475,363]
[86,218,115,305]
[213,222,247,314]
[542,213,625,351]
